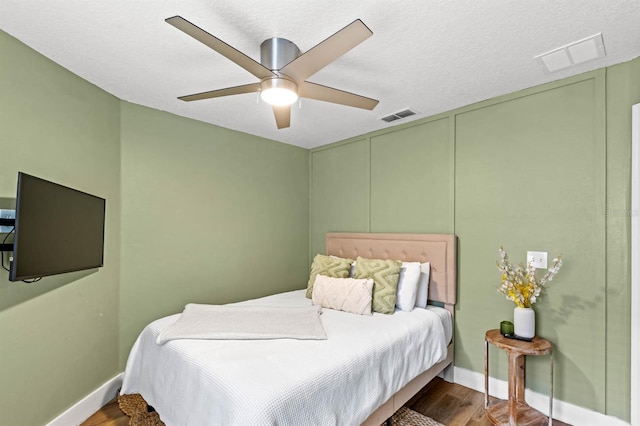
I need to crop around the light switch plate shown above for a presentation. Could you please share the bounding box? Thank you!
[527,251,548,269]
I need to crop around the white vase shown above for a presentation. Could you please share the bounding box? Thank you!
[513,307,535,338]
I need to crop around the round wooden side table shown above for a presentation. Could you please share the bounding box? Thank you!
[484,329,553,426]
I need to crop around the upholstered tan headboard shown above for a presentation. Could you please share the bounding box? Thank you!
[325,233,457,311]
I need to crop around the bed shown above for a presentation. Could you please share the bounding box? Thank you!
[120,232,457,425]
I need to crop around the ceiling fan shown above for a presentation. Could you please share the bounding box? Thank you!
[165,16,379,129]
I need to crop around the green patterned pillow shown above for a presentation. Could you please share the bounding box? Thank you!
[306,254,353,299]
[353,257,402,314]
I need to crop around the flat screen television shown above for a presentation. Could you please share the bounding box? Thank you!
[9,172,106,282]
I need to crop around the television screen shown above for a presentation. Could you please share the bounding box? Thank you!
[10,172,106,282]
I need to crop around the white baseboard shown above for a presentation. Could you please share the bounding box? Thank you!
[453,366,629,426]
[46,373,123,426]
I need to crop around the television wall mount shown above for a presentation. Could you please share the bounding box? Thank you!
[0,217,15,251]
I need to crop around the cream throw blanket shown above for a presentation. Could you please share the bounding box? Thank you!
[156,304,327,344]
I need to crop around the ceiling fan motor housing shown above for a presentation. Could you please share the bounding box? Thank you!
[260,38,301,71]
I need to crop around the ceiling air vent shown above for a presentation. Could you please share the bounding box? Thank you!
[534,33,606,73]
[380,108,416,123]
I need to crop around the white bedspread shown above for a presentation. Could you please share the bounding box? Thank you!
[121,290,450,426]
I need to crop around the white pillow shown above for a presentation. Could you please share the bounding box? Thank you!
[415,262,431,308]
[312,275,374,315]
[395,262,421,311]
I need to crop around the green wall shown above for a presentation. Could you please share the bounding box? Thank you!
[455,75,607,410]
[310,62,638,421]
[119,102,310,362]
[310,116,455,259]
[604,58,640,419]
[0,30,121,425]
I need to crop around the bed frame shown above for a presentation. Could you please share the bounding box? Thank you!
[324,232,457,425]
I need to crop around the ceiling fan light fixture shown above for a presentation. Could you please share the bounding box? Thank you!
[260,77,298,106]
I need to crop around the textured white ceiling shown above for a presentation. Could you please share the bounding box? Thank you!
[1,1,639,149]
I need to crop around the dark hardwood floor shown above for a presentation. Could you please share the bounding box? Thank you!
[81,377,570,425]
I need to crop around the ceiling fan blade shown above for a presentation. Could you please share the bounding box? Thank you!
[166,16,276,80]
[279,19,372,83]
[273,105,291,129]
[178,83,261,101]
[299,81,379,110]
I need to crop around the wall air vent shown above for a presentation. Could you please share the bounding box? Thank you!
[380,108,417,123]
